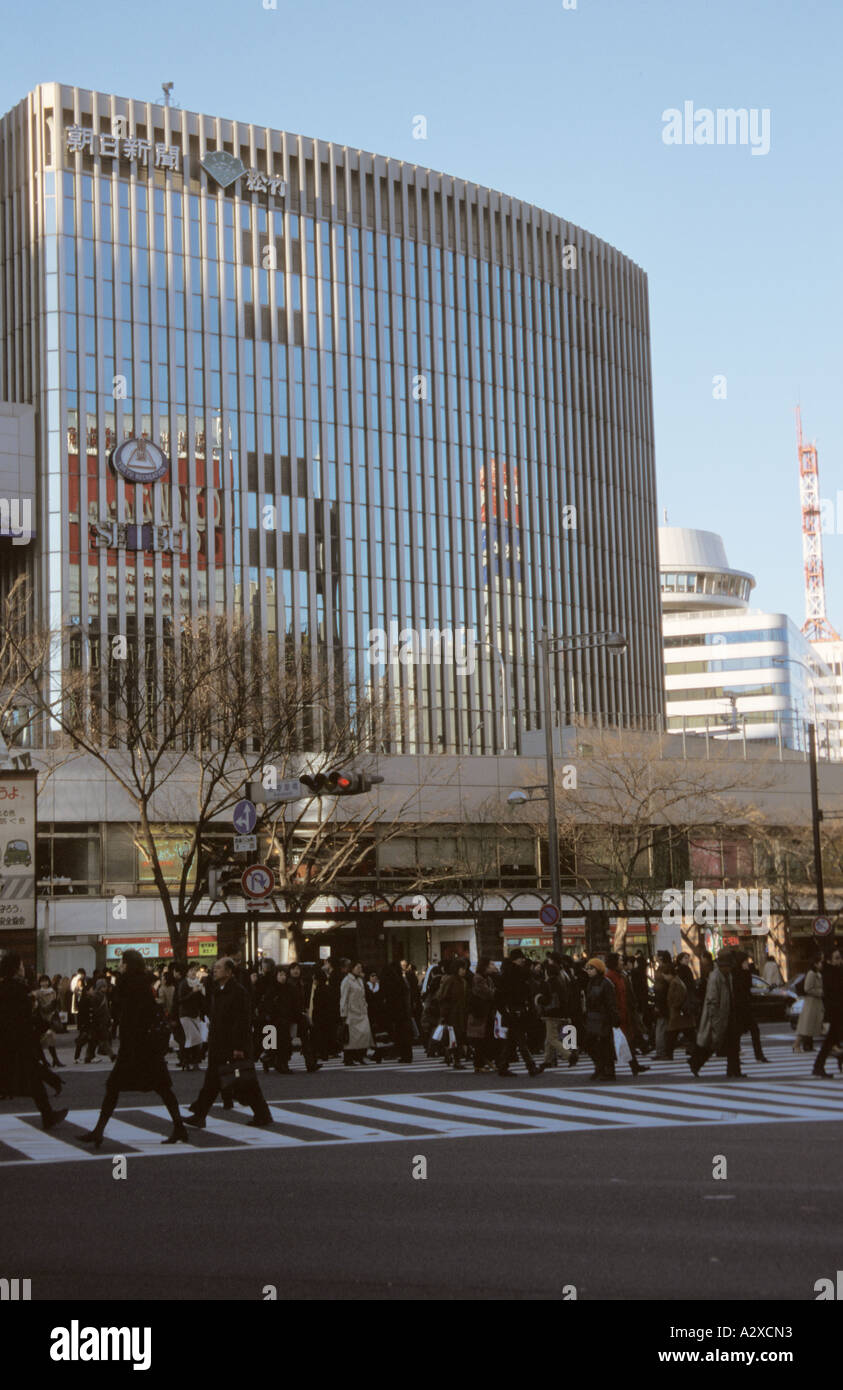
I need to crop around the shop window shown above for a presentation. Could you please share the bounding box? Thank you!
[37,823,101,895]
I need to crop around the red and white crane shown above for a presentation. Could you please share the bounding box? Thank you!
[797,406,839,641]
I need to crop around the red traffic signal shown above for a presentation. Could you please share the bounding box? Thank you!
[299,769,384,797]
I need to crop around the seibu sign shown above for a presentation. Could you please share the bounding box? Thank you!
[91,520,188,553]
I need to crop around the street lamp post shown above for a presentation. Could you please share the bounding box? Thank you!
[773,656,828,914]
[535,628,627,953]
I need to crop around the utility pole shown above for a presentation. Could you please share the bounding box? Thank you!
[808,722,826,915]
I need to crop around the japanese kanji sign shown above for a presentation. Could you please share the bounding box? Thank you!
[0,770,36,934]
[65,126,181,171]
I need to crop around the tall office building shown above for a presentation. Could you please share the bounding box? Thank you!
[1,82,664,760]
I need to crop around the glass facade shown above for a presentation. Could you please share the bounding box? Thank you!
[1,83,664,754]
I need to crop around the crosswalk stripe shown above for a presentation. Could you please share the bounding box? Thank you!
[196,1113,305,1147]
[0,1114,97,1162]
[299,1096,515,1135]
[266,1104,414,1140]
[450,1089,731,1125]
[375,1095,662,1128]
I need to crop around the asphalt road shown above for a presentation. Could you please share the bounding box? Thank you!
[2,1023,840,1301]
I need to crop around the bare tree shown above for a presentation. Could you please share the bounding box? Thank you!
[8,599,418,957]
[524,727,774,958]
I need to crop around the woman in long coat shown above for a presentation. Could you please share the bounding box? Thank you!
[79,949,188,1147]
[466,959,497,1073]
[437,959,469,1069]
[795,954,825,1052]
[340,962,374,1065]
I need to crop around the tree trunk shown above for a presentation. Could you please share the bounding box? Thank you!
[286,919,304,963]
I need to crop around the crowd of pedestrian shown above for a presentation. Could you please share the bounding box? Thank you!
[2,942,842,1141]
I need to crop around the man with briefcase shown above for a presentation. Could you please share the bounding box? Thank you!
[185,957,273,1129]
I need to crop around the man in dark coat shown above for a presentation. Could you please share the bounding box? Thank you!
[383,962,414,1063]
[311,960,341,1059]
[812,947,843,1077]
[186,957,272,1127]
[584,957,620,1081]
[400,958,422,1033]
[689,949,743,1078]
[733,952,769,1063]
[495,950,541,1077]
[286,962,320,1072]
[0,951,67,1129]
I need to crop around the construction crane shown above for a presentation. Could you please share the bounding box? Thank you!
[797,406,839,641]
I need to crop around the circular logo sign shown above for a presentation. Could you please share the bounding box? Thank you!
[110,437,169,483]
[813,915,833,937]
[241,864,275,899]
[539,903,560,927]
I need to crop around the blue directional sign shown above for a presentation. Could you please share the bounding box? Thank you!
[233,799,257,835]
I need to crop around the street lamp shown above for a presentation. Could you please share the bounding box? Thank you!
[773,656,826,915]
[535,628,627,951]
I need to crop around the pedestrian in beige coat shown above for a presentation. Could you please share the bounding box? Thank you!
[794,955,825,1052]
[340,963,374,1065]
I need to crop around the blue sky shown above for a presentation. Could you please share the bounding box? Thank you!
[2,0,841,627]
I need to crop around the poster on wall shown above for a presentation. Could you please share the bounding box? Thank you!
[0,769,36,935]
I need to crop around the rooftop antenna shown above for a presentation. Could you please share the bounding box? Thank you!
[162,82,174,108]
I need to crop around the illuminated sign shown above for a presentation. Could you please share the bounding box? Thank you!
[110,437,169,484]
[102,936,217,959]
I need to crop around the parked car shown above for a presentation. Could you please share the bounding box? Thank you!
[748,974,791,1021]
[3,839,31,867]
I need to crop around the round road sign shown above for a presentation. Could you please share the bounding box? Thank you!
[233,799,257,835]
[241,864,275,899]
[539,903,560,928]
[813,915,832,937]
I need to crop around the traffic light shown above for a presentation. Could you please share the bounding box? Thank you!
[299,769,384,797]
[208,863,243,900]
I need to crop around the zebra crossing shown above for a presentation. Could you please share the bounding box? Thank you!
[58,1034,839,1085]
[1,1059,840,1167]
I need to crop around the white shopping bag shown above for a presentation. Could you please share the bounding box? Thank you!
[612,1026,631,1066]
[493,1011,508,1040]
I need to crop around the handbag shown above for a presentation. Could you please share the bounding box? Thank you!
[146,1008,171,1057]
[219,1060,257,1092]
[493,1011,508,1040]
[612,1027,632,1066]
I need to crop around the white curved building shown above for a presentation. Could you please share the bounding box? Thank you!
[659,527,839,756]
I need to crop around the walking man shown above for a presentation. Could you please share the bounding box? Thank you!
[496,950,541,1077]
[689,949,744,1079]
[812,948,843,1077]
[185,957,272,1128]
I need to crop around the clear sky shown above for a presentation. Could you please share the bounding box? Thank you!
[2,0,841,629]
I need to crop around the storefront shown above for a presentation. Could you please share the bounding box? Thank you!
[101,934,218,965]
